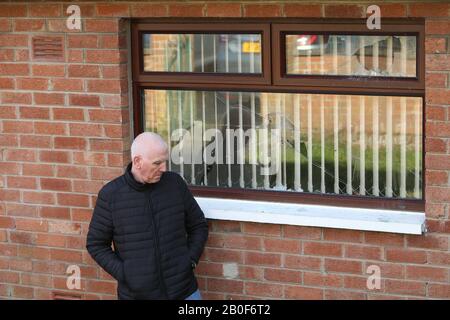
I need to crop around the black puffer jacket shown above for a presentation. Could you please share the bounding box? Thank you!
[86,163,209,300]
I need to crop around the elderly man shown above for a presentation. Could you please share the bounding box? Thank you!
[86,132,209,300]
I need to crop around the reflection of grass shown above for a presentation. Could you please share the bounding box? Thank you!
[281,143,421,198]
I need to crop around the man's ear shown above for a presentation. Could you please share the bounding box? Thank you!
[132,155,142,170]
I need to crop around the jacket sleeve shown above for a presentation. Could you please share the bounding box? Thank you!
[178,176,209,265]
[86,189,124,282]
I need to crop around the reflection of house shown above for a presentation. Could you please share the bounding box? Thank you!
[0,1,448,301]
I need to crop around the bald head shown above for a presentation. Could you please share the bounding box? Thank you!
[131,132,168,160]
[130,132,169,184]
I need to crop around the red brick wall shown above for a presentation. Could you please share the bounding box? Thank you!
[0,2,448,300]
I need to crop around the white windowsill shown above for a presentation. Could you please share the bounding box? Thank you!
[195,197,426,235]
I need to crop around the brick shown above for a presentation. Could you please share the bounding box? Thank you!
[15,218,47,232]
[14,19,46,32]
[89,139,123,152]
[68,65,100,78]
[205,248,243,264]
[426,38,447,54]
[428,284,450,299]
[15,49,28,62]
[69,94,100,107]
[17,78,48,90]
[242,222,281,236]
[0,34,28,47]
[208,234,261,251]
[19,107,50,120]
[410,3,450,18]
[386,248,427,264]
[5,149,36,162]
[48,221,81,235]
[0,78,14,89]
[39,150,70,163]
[0,64,29,76]
[68,49,83,63]
[86,49,126,64]
[427,88,450,105]
[56,166,88,179]
[303,272,343,288]
[40,207,70,220]
[426,187,450,203]
[264,238,300,253]
[245,252,281,267]
[324,259,362,274]
[425,138,446,153]
[426,154,450,170]
[54,137,86,150]
[53,108,85,121]
[68,35,98,48]
[29,4,62,17]
[9,259,32,272]
[0,243,17,256]
[284,4,322,17]
[0,189,20,202]
[10,231,35,245]
[0,106,16,118]
[426,21,450,35]
[206,3,241,17]
[32,64,65,77]
[51,79,83,92]
[364,232,405,247]
[5,203,38,218]
[40,178,71,192]
[34,122,66,135]
[264,268,301,284]
[304,242,342,257]
[17,246,50,260]
[283,225,322,239]
[7,176,37,189]
[0,5,27,17]
[1,92,31,104]
[23,191,55,205]
[208,278,243,294]
[0,49,14,61]
[50,249,82,263]
[284,286,323,299]
[406,265,448,282]
[426,55,450,71]
[22,163,54,177]
[85,20,119,33]
[57,193,90,208]
[373,262,405,281]
[426,170,448,186]
[0,217,15,228]
[385,280,425,296]
[71,208,92,222]
[323,229,363,243]
[87,80,122,94]
[69,123,103,137]
[88,109,123,123]
[426,122,450,139]
[168,4,204,17]
[73,152,106,166]
[244,4,282,17]
[325,289,366,300]
[324,5,364,18]
[245,282,283,298]
[104,125,127,138]
[96,4,130,17]
[0,19,10,31]
[427,251,450,266]
[34,92,65,105]
[377,4,407,17]
[426,105,447,120]
[284,255,322,271]
[130,4,167,17]
[407,234,448,251]
[90,167,122,181]
[0,134,19,148]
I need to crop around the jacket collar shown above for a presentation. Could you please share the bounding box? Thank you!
[124,162,153,192]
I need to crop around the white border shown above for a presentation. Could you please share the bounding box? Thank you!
[196,197,426,235]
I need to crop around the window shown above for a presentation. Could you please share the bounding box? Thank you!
[131,19,425,212]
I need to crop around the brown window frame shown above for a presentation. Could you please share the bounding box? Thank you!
[131,18,425,212]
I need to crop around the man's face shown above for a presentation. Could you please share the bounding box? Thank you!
[138,147,169,184]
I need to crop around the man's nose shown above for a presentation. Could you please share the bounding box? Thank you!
[160,162,167,172]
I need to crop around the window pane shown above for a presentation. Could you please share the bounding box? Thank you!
[286,35,417,77]
[142,90,422,199]
[143,34,262,73]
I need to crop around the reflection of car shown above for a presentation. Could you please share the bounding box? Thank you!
[295,35,329,56]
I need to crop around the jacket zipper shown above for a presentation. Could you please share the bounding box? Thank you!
[147,192,169,299]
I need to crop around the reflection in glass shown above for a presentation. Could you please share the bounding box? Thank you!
[143,33,262,73]
[143,90,422,199]
[286,34,417,77]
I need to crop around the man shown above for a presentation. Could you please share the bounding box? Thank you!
[86,132,209,300]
